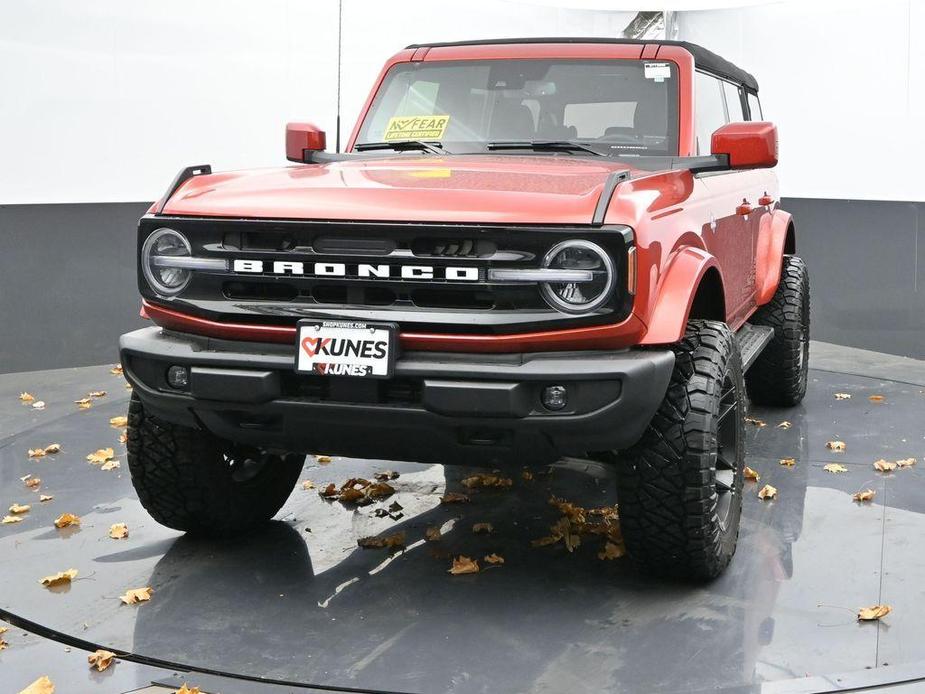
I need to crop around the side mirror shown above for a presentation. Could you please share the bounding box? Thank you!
[711,121,778,169]
[286,122,326,163]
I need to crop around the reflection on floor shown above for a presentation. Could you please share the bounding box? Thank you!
[1,350,925,694]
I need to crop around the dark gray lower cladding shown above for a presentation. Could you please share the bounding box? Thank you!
[0,197,922,374]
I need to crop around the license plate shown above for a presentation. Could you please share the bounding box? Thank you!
[295,320,397,378]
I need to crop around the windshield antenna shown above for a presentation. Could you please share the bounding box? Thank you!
[335,0,343,152]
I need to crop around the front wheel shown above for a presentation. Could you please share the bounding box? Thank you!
[126,394,305,536]
[615,320,746,580]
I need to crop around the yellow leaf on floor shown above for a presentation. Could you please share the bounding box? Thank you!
[32,401,46,410]
[18,675,55,694]
[315,454,333,464]
[868,395,885,403]
[853,488,876,502]
[472,522,493,534]
[19,392,35,402]
[27,448,47,459]
[87,649,116,672]
[374,470,399,481]
[109,523,129,539]
[521,469,534,481]
[110,364,123,375]
[424,526,442,542]
[100,459,120,471]
[744,417,766,427]
[449,555,479,575]
[777,421,792,429]
[2,515,23,524]
[9,503,30,514]
[757,484,777,500]
[43,443,61,455]
[897,457,917,468]
[109,416,128,428]
[484,553,505,565]
[857,604,891,621]
[874,459,897,472]
[357,532,405,549]
[0,638,7,651]
[440,492,470,504]
[25,478,41,489]
[744,466,760,481]
[779,458,796,467]
[120,587,153,605]
[175,684,201,694]
[39,569,77,587]
[119,432,127,444]
[88,390,107,398]
[823,463,848,473]
[826,441,847,451]
[86,447,115,464]
[301,480,314,490]
[834,393,852,400]
[598,542,626,560]
[54,513,80,529]
[75,398,92,409]
[39,495,53,502]
[461,473,513,489]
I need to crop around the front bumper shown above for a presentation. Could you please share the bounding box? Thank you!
[120,327,674,466]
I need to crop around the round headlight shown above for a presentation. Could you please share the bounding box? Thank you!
[540,240,615,314]
[142,228,192,296]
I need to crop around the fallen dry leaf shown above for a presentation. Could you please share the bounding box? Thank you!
[175,684,201,694]
[100,459,120,471]
[374,470,399,481]
[318,483,338,498]
[598,541,626,560]
[758,484,777,500]
[357,532,405,550]
[25,478,41,489]
[119,431,127,444]
[448,555,480,575]
[9,503,30,514]
[777,421,792,429]
[43,443,61,455]
[858,604,891,621]
[109,523,129,539]
[39,495,53,502]
[834,393,852,400]
[110,364,123,375]
[484,553,505,565]
[19,392,35,402]
[522,469,534,482]
[743,466,760,481]
[32,401,46,410]
[853,488,876,502]
[461,472,513,490]
[54,513,80,529]
[120,586,153,605]
[300,480,314,490]
[86,447,115,464]
[897,457,917,468]
[779,458,797,467]
[87,649,116,672]
[0,638,6,651]
[109,416,128,428]
[40,569,78,587]
[424,526,441,541]
[315,454,333,464]
[75,398,92,409]
[874,459,897,472]
[28,448,47,459]
[21,474,32,482]
[868,395,885,403]
[744,416,767,427]
[472,522,494,534]
[2,515,23,524]
[824,463,849,474]
[826,440,847,452]
[18,676,55,694]
[440,492,470,504]
[88,390,107,398]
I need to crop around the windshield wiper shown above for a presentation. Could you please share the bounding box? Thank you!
[354,140,445,155]
[486,140,603,156]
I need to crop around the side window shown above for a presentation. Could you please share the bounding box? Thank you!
[695,72,727,155]
[722,81,744,121]
[747,92,763,120]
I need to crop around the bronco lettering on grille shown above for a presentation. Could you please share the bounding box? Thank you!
[232,259,480,281]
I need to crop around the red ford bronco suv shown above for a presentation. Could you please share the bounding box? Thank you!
[121,38,809,579]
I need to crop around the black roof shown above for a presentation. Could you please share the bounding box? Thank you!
[405,37,758,92]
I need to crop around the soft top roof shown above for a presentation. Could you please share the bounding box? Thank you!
[405,37,758,92]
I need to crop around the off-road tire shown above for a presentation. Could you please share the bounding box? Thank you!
[126,394,305,536]
[616,320,746,580]
[745,254,810,406]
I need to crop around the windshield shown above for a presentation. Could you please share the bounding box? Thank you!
[355,59,679,157]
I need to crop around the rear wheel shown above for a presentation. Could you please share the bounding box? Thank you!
[746,254,810,406]
[615,320,745,579]
[126,394,305,536]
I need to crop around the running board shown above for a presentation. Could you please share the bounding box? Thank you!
[736,324,774,372]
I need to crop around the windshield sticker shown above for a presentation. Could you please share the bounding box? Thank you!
[383,115,450,141]
[644,62,671,82]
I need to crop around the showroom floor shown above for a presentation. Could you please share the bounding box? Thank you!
[2,343,925,694]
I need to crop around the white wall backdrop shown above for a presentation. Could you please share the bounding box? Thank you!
[1,0,923,204]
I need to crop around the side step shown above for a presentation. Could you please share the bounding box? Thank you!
[736,323,774,372]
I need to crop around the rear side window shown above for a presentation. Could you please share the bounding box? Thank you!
[722,81,744,121]
[747,92,763,120]
[695,72,727,155]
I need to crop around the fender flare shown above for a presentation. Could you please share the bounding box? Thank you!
[755,209,794,305]
[641,246,724,345]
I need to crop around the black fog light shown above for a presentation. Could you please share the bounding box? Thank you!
[541,385,568,411]
[166,365,189,389]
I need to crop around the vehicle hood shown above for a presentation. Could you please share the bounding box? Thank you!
[160,155,644,225]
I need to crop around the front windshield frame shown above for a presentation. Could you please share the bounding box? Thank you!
[352,58,680,159]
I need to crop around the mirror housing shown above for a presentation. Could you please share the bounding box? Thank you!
[711,121,778,169]
[286,122,326,163]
